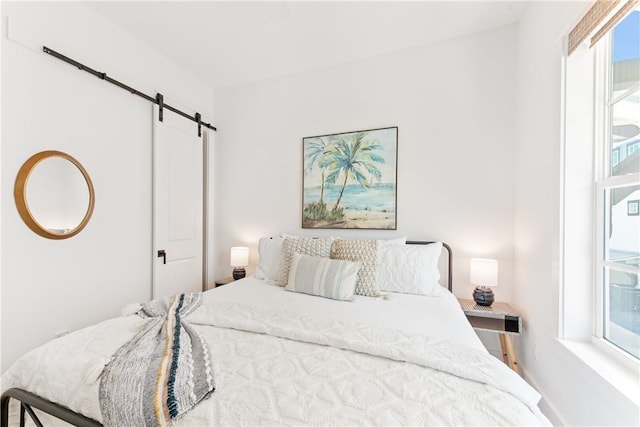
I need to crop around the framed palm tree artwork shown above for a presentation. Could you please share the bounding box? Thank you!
[302,126,397,229]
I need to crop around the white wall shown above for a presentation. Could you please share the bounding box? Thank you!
[212,25,518,313]
[513,1,640,425]
[1,2,214,372]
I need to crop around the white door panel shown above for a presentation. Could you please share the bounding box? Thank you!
[153,105,203,298]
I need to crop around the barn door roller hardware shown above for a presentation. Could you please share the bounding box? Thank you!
[42,46,216,134]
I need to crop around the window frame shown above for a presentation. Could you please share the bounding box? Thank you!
[593,30,640,367]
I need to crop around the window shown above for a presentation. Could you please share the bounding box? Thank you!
[595,8,640,360]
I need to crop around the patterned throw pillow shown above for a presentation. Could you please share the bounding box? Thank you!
[285,253,360,301]
[378,242,443,296]
[330,238,380,297]
[279,237,335,287]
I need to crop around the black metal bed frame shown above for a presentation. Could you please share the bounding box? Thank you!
[1,240,453,427]
[1,388,101,427]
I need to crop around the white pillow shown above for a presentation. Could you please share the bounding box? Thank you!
[379,236,407,246]
[379,242,443,296]
[255,237,285,283]
[285,253,360,301]
[280,232,302,239]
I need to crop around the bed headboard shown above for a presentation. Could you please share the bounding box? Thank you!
[406,241,453,292]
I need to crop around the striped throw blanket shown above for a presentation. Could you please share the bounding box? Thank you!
[99,293,215,427]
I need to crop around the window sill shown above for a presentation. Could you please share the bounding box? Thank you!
[557,338,640,406]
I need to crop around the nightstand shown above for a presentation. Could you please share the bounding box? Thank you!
[214,276,235,287]
[458,298,522,373]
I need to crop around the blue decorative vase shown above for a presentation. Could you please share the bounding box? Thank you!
[473,286,494,306]
[232,267,246,280]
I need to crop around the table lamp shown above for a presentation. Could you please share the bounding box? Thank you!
[230,246,249,280]
[470,258,498,306]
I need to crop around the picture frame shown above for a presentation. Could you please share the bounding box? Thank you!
[302,126,397,229]
[628,200,639,216]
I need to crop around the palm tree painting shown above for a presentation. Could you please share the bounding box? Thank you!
[302,127,397,229]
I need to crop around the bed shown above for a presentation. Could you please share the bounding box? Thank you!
[1,239,550,426]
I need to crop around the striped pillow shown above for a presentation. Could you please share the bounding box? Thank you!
[285,253,360,301]
[279,237,335,287]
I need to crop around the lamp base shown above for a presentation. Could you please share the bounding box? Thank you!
[232,267,246,280]
[473,286,494,306]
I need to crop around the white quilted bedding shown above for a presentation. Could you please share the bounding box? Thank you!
[2,279,550,426]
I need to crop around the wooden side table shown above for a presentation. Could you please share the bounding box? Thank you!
[214,276,235,287]
[458,298,522,373]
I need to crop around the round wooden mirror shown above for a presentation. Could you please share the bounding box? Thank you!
[14,150,95,239]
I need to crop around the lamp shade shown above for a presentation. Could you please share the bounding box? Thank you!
[230,247,249,267]
[470,258,498,287]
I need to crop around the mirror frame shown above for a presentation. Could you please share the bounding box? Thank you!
[14,150,95,240]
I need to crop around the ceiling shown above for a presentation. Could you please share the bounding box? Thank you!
[88,1,529,89]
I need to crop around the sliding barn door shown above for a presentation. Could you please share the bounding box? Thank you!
[152,105,203,298]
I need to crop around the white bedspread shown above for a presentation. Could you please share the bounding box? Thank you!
[206,278,486,351]
[2,279,550,426]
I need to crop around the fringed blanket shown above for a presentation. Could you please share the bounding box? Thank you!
[99,293,214,427]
